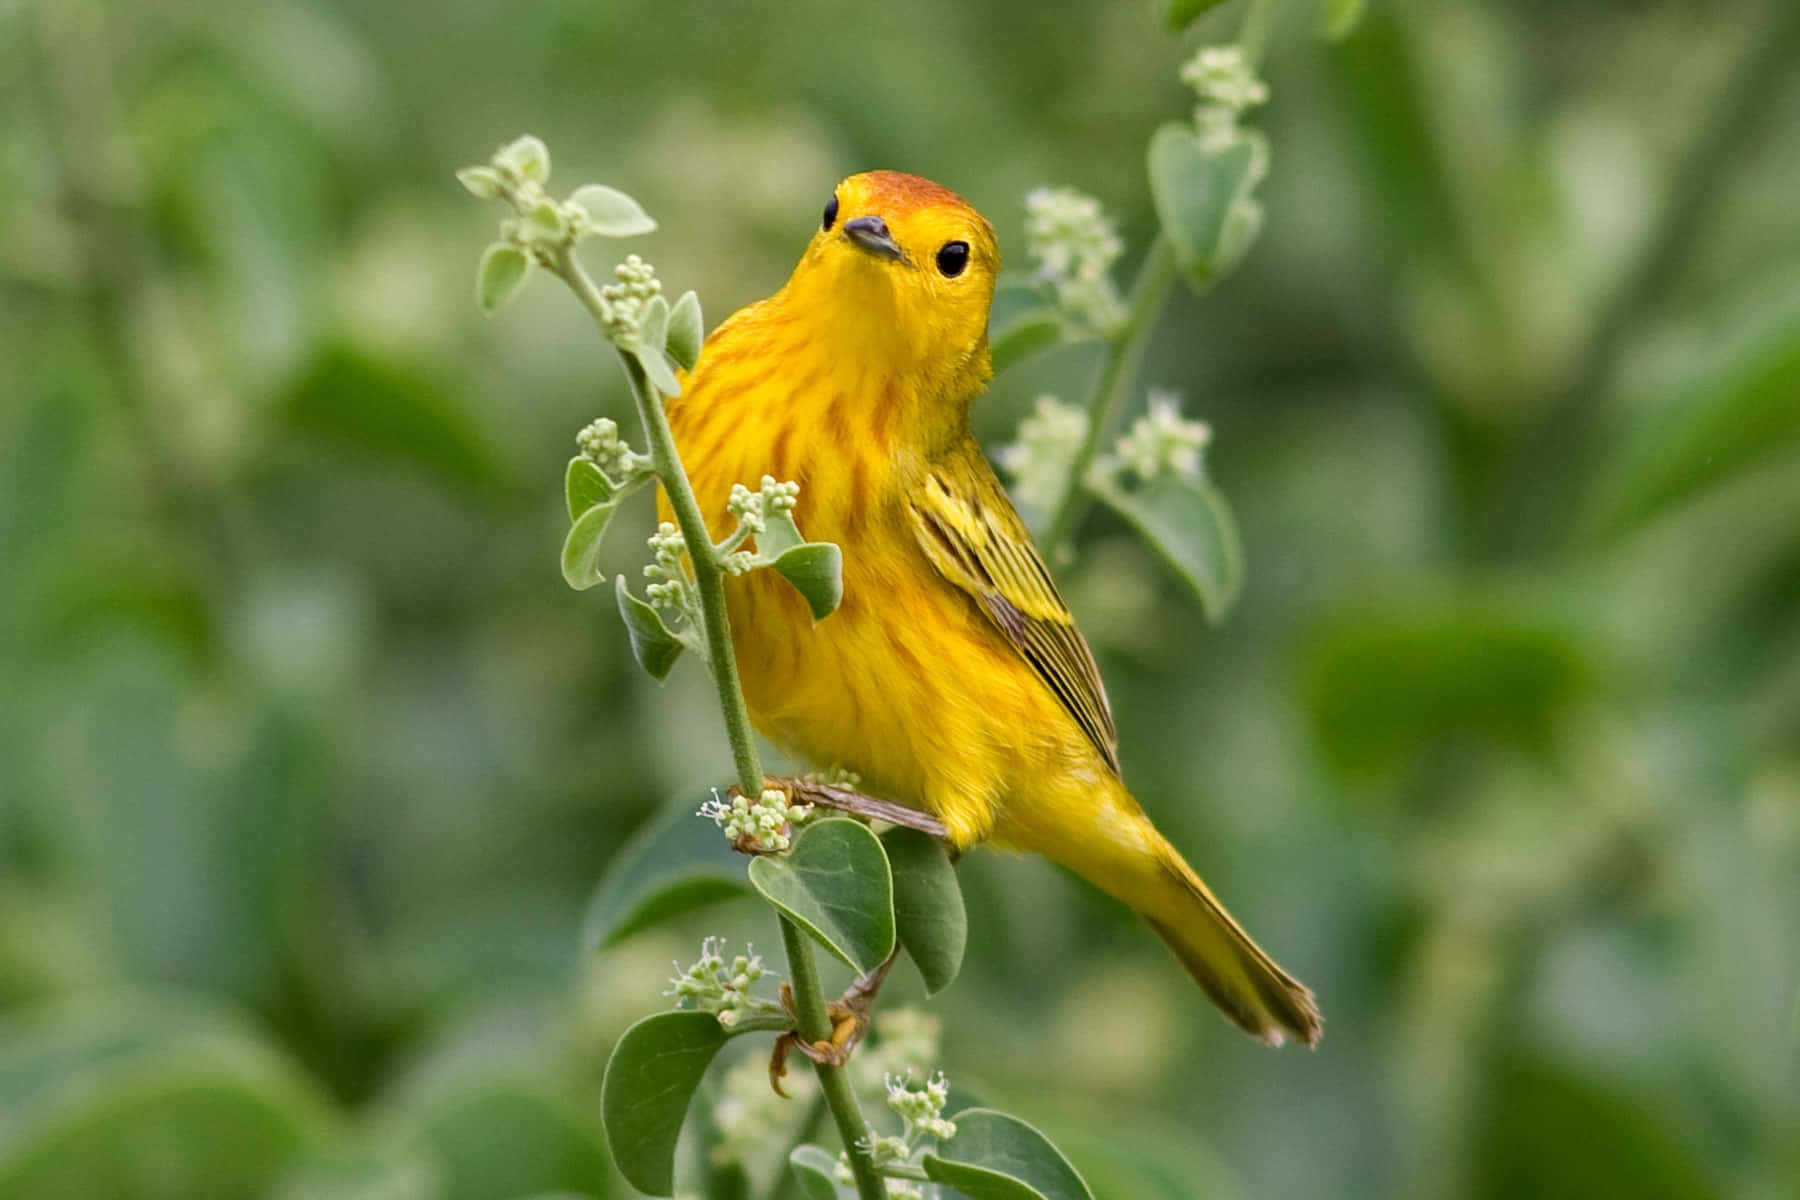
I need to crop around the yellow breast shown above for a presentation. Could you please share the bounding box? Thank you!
[663,303,1088,844]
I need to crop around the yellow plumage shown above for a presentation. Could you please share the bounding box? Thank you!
[665,171,1320,1046]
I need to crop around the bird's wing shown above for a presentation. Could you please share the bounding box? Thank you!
[907,456,1121,775]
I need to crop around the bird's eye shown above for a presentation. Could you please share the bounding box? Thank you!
[821,194,839,232]
[936,241,970,278]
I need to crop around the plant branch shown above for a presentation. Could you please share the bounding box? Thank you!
[550,246,766,799]
[780,918,886,1200]
[1043,234,1178,558]
[546,244,882,1200]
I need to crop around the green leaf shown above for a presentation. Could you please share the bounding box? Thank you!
[1471,1053,1718,1200]
[637,344,683,399]
[600,1012,730,1197]
[1086,463,1245,623]
[580,797,752,955]
[1320,0,1366,39]
[455,165,502,199]
[477,243,532,313]
[770,542,843,621]
[759,509,805,558]
[1579,281,1800,540]
[667,290,704,371]
[281,342,512,494]
[1147,122,1268,292]
[565,456,616,522]
[0,999,333,1200]
[1165,0,1232,31]
[528,199,567,239]
[1300,590,1591,783]
[923,1109,1095,1200]
[614,576,686,680]
[498,135,550,183]
[882,828,965,995]
[747,819,895,974]
[637,294,670,357]
[990,310,1064,372]
[560,499,621,590]
[412,1077,613,1200]
[788,1145,854,1199]
[570,184,657,237]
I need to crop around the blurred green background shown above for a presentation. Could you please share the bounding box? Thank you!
[4,0,1799,1196]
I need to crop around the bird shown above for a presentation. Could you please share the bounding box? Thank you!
[664,170,1320,1046]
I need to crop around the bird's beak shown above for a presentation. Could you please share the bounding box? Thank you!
[842,215,906,263]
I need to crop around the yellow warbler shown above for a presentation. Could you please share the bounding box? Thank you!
[666,171,1320,1046]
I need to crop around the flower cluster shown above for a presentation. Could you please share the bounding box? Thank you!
[1181,44,1270,150]
[698,786,814,853]
[574,417,643,482]
[1182,45,1268,114]
[718,476,802,573]
[836,1068,959,1191]
[997,395,1090,515]
[726,476,800,534]
[664,937,785,1030]
[1116,390,1211,482]
[802,765,863,791]
[600,254,663,342]
[886,1071,957,1142]
[643,522,693,615]
[1023,186,1127,335]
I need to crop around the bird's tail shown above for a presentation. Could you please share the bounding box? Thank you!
[1045,796,1322,1047]
[1140,830,1321,1047]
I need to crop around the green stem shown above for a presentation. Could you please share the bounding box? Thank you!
[780,918,885,1200]
[1043,235,1178,558]
[553,248,765,799]
[553,246,882,1200]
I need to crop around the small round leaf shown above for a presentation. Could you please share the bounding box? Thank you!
[747,819,894,974]
[498,135,549,182]
[560,500,621,590]
[788,1146,855,1199]
[882,828,966,995]
[636,345,683,399]
[477,243,531,313]
[1085,464,1244,623]
[922,1109,1095,1200]
[456,166,502,199]
[571,184,657,238]
[666,290,704,372]
[614,576,686,680]
[637,293,670,356]
[581,798,753,955]
[566,457,617,522]
[770,543,843,621]
[529,199,567,239]
[1147,122,1268,291]
[601,1012,730,1196]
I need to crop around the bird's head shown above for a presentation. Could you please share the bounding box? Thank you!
[781,171,1000,398]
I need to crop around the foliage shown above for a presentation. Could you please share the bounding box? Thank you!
[4,0,1800,1196]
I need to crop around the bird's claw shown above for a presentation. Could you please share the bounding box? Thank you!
[767,977,879,1095]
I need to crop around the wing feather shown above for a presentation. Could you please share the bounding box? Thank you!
[909,461,1120,774]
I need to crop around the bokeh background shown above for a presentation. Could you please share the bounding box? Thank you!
[4,0,1799,1196]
